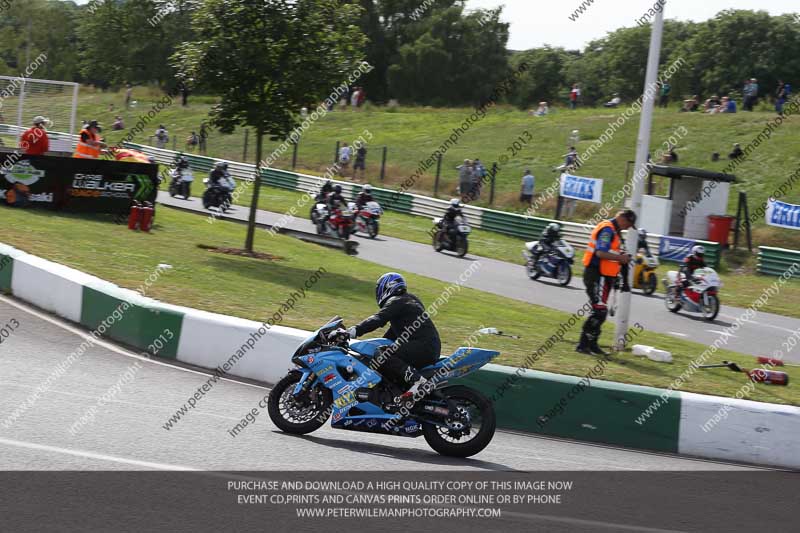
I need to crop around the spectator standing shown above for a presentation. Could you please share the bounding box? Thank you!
[124,83,133,108]
[520,169,535,205]
[569,83,581,110]
[353,143,367,180]
[350,88,361,110]
[659,82,672,108]
[458,160,474,202]
[776,81,791,114]
[19,116,50,156]
[471,158,486,200]
[186,131,200,152]
[154,125,169,149]
[743,78,758,111]
[338,142,352,176]
[199,122,209,154]
[357,87,366,107]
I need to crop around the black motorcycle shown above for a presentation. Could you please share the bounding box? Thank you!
[202,176,234,211]
[432,215,470,257]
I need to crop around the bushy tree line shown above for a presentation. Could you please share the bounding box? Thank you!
[1,2,797,108]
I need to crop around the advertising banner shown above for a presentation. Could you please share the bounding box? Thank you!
[765,199,800,230]
[659,235,696,263]
[559,173,603,203]
[0,153,158,214]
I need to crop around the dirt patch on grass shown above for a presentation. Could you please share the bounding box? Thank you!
[197,244,282,261]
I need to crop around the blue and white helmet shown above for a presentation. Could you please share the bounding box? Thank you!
[375,272,407,307]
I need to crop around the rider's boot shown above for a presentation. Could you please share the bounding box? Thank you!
[395,367,431,404]
[576,332,592,355]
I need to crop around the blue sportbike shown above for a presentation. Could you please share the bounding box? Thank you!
[267,317,499,457]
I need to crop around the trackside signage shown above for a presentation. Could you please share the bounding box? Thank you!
[559,174,603,203]
[659,236,696,263]
[766,199,800,230]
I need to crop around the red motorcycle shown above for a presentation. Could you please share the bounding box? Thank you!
[348,201,382,239]
[315,205,353,240]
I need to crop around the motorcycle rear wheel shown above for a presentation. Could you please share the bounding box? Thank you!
[422,386,495,458]
[267,371,332,435]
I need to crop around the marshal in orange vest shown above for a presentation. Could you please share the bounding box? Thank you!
[582,220,623,277]
[73,128,102,159]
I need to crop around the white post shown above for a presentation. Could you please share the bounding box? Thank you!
[16,78,25,129]
[70,83,79,148]
[615,7,665,350]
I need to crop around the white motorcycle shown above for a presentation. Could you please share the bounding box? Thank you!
[663,267,722,321]
[347,201,382,238]
[523,239,575,286]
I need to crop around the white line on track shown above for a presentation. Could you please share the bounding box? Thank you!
[0,436,197,471]
[719,312,797,334]
[0,294,264,389]
[667,331,688,337]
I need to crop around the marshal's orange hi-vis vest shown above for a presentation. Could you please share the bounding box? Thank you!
[583,220,622,277]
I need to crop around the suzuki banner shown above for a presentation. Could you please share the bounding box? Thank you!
[559,173,603,203]
[0,153,158,214]
[765,199,800,230]
[659,235,696,263]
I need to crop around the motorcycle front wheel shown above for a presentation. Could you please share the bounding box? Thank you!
[557,263,572,286]
[665,287,682,313]
[455,236,468,257]
[702,294,720,321]
[422,386,495,458]
[643,273,658,295]
[367,220,379,239]
[267,371,332,435]
[526,261,541,280]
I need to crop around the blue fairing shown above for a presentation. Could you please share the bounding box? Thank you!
[291,334,498,437]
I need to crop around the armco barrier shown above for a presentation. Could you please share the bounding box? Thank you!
[1,239,797,469]
[758,247,800,278]
[123,141,724,266]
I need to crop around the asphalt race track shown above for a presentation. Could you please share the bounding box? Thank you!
[0,296,751,472]
[157,192,800,363]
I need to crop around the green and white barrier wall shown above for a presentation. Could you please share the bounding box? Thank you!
[759,247,800,278]
[1,241,797,469]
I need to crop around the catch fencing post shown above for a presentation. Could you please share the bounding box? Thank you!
[334,141,340,165]
[434,153,443,197]
[243,129,249,162]
[292,140,298,170]
[380,146,388,182]
[489,162,498,205]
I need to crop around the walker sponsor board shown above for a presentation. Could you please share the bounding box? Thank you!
[0,153,158,213]
[559,174,603,203]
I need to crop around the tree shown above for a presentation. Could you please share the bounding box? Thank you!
[173,0,366,253]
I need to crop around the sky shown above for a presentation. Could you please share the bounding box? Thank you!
[67,0,799,51]
[466,0,798,50]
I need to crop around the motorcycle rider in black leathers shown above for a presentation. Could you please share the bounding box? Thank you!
[442,198,465,241]
[348,272,441,402]
[531,222,561,265]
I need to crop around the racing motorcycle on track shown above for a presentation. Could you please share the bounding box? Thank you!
[348,201,382,238]
[268,317,498,457]
[315,205,354,240]
[202,174,236,212]
[663,267,722,321]
[522,239,574,286]
[432,216,470,257]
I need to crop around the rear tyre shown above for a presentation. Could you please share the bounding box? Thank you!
[422,386,495,458]
[267,371,332,435]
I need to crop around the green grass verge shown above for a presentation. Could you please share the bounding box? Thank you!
[2,204,798,406]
